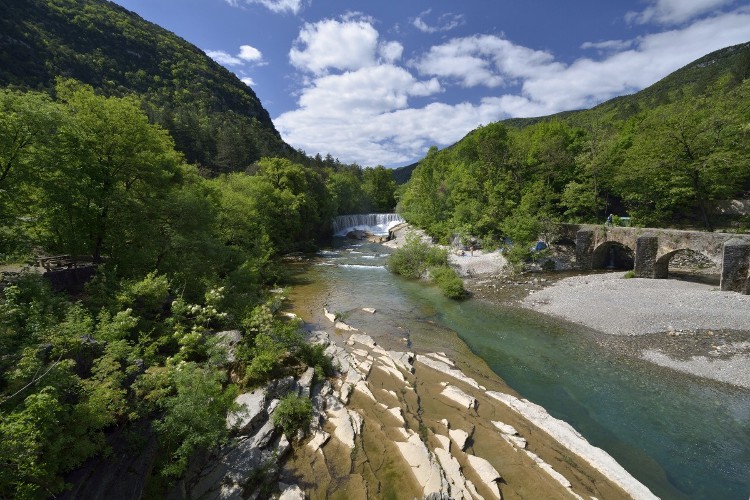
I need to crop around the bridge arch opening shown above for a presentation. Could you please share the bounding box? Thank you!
[655,249,720,285]
[592,242,634,270]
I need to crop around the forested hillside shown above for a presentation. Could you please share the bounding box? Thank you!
[399,42,750,259]
[0,1,399,497]
[0,0,294,172]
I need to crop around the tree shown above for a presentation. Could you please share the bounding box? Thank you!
[617,95,750,230]
[362,166,397,212]
[40,80,182,263]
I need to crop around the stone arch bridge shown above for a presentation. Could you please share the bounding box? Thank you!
[558,224,750,294]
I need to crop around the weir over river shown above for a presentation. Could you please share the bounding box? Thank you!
[331,213,404,236]
[288,235,750,500]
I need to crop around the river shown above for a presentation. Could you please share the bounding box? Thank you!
[287,238,750,500]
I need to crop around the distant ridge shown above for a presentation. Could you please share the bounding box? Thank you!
[0,0,295,172]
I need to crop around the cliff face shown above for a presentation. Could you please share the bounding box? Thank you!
[0,0,294,171]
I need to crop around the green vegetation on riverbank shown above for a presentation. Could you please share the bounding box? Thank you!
[398,43,750,262]
[0,81,350,498]
[387,236,466,299]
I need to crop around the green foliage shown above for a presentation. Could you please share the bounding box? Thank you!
[387,236,465,298]
[387,235,449,279]
[429,266,466,299]
[399,44,750,247]
[299,343,335,381]
[271,393,313,439]
[0,0,293,174]
[153,363,237,477]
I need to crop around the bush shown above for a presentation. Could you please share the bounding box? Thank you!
[429,266,466,299]
[623,270,636,279]
[387,234,448,279]
[271,393,312,438]
[300,343,334,381]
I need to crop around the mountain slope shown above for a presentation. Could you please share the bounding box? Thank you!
[0,0,294,171]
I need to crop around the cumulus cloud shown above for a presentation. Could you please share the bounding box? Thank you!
[226,0,303,15]
[238,45,264,63]
[206,50,243,66]
[290,18,380,74]
[626,0,737,25]
[277,9,750,166]
[241,76,256,86]
[413,35,558,88]
[206,44,264,68]
[412,9,466,34]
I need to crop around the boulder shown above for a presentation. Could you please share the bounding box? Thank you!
[226,389,266,434]
[298,367,315,398]
[214,330,242,364]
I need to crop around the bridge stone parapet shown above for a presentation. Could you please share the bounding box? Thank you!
[560,224,750,294]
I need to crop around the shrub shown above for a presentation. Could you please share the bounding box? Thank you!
[272,393,312,438]
[623,270,636,279]
[429,266,466,299]
[387,234,448,279]
[299,343,334,381]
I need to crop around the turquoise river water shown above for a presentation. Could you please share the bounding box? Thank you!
[288,239,750,500]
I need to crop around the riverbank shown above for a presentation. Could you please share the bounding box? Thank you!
[386,223,750,390]
[282,324,654,499]
[520,273,750,389]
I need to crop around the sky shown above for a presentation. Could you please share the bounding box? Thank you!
[110,0,750,167]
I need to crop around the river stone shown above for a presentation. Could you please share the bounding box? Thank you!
[328,407,362,448]
[525,450,572,489]
[298,367,315,398]
[387,350,415,373]
[279,484,305,500]
[465,455,502,499]
[416,355,482,389]
[323,308,336,323]
[335,321,358,331]
[440,385,478,411]
[349,333,377,348]
[435,434,451,451]
[394,433,449,496]
[227,389,266,433]
[434,447,474,500]
[249,419,277,449]
[448,428,471,451]
[362,307,376,314]
[307,430,330,453]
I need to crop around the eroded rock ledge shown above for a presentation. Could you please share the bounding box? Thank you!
[176,325,657,499]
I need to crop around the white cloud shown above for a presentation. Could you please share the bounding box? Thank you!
[206,50,243,66]
[241,76,256,86]
[276,9,750,167]
[207,45,265,69]
[626,0,736,25]
[238,45,263,63]
[226,0,303,14]
[413,35,558,88]
[412,9,466,34]
[290,19,380,74]
[379,41,404,63]
[581,39,635,52]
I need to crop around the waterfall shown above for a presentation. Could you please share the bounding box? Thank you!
[332,213,404,236]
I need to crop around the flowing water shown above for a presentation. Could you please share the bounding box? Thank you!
[288,238,750,500]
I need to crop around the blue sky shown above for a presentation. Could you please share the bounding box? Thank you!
[111,0,750,167]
